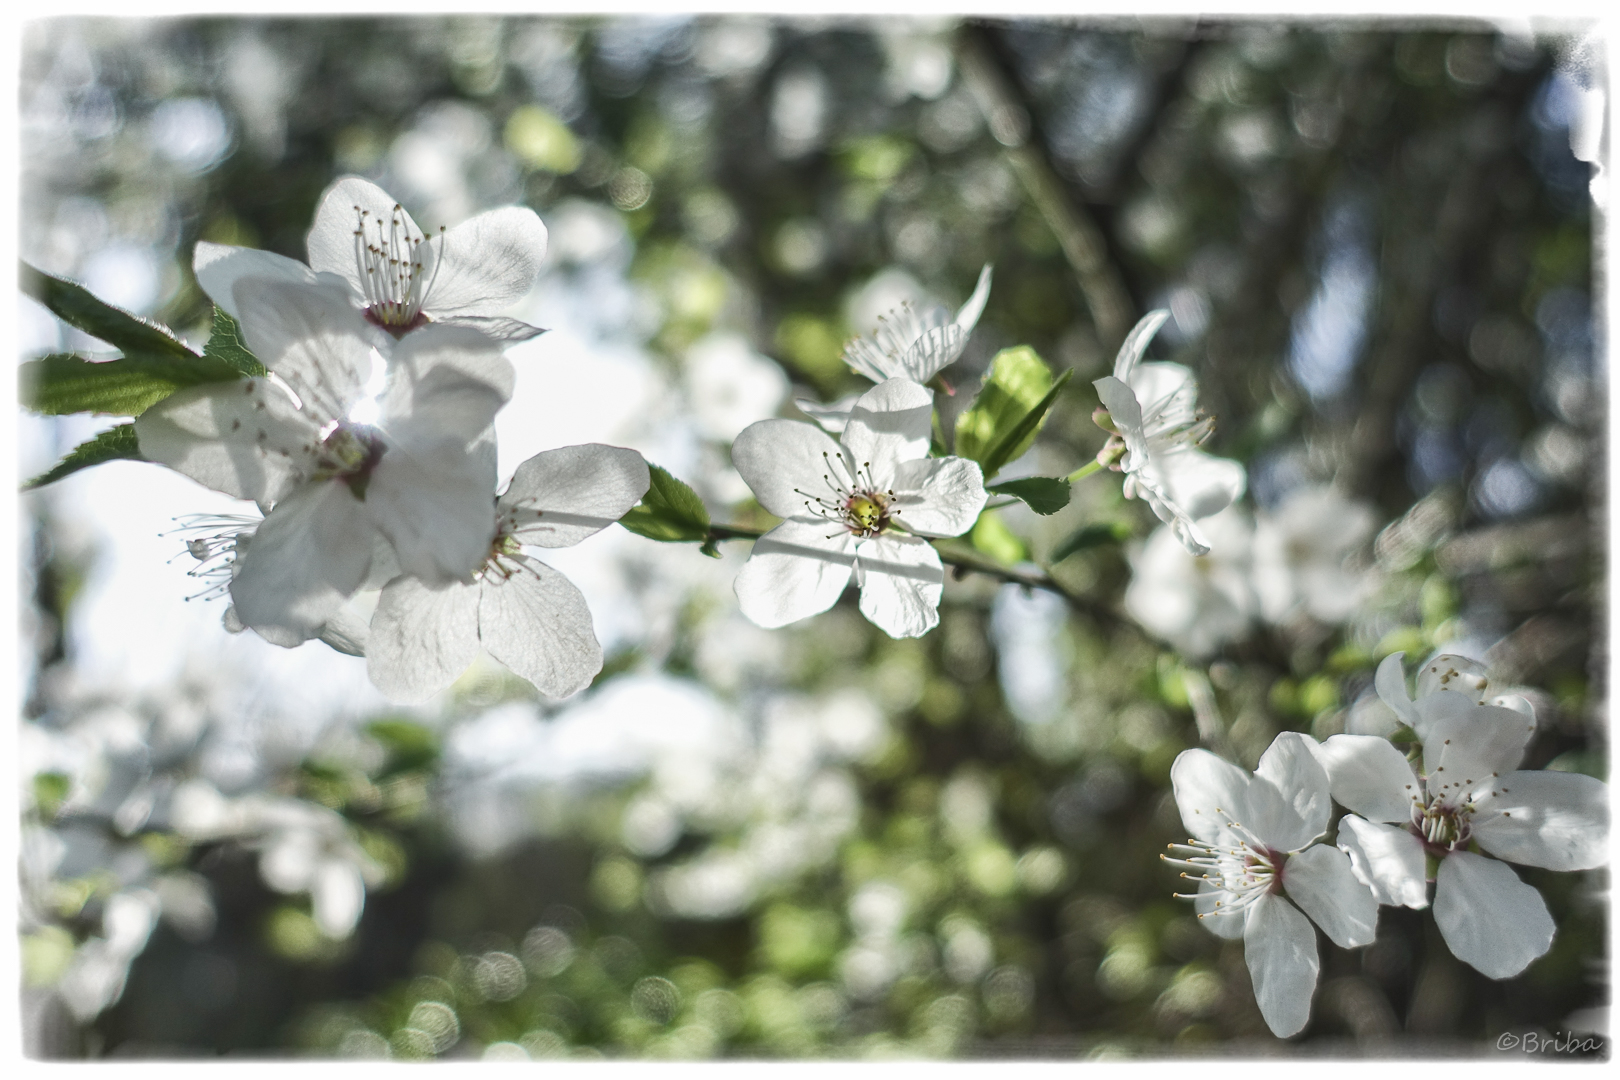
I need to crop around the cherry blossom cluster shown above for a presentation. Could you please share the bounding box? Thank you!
[139,178,650,703]
[126,178,1024,700]
[1167,651,1609,1038]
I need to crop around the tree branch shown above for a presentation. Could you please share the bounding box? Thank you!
[953,23,1138,349]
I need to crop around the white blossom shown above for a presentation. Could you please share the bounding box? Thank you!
[1374,650,1537,735]
[135,278,513,644]
[683,331,790,442]
[1252,484,1380,624]
[194,176,548,342]
[1166,733,1378,1038]
[172,781,386,939]
[1093,310,1245,555]
[366,444,650,703]
[732,378,987,639]
[844,264,991,384]
[1316,662,1608,979]
[1124,507,1256,659]
[797,265,991,432]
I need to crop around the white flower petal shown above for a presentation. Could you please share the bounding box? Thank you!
[1316,734,1420,823]
[134,378,317,503]
[843,334,900,384]
[433,314,546,343]
[317,601,371,657]
[1416,653,1490,702]
[1093,375,1147,468]
[1170,749,1254,845]
[231,278,378,422]
[1111,309,1171,382]
[1373,650,1420,730]
[1128,361,1200,433]
[1422,692,1535,798]
[1194,877,1245,940]
[841,378,934,483]
[363,438,497,586]
[1433,851,1554,979]
[1472,769,1610,871]
[888,456,987,538]
[794,394,859,434]
[311,858,366,938]
[1254,731,1331,848]
[732,418,850,520]
[1243,893,1319,1039]
[478,554,602,698]
[855,534,945,639]
[1491,693,1538,722]
[382,325,515,447]
[417,206,548,317]
[230,481,378,641]
[250,621,306,649]
[894,324,965,383]
[734,520,857,629]
[1335,815,1429,909]
[193,242,319,320]
[366,575,481,703]
[501,444,650,548]
[305,176,421,298]
[1126,469,1213,556]
[953,264,993,334]
[360,532,403,590]
[1158,448,1245,522]
[1282,844,1378,949]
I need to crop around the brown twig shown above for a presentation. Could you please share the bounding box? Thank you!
[953,23,1138,349]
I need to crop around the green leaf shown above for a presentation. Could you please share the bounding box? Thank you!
[33,773,71,819]
[22,424,143,490]
[1050,520,1132,562]
[988,476,1071,516]
[20,351,248,417]
[619,464,712,543]
[952,345,1073,480]
[21,261,199,362]
[202,305,268,377]
[982,369,1072,480]
[365,719,440,777]
[969,509,1026,565]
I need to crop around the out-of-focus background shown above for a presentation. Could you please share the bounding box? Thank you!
[17,16,1605,1058]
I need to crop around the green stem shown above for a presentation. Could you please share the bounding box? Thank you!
[706,524,766,542]
[1065,459,1104,483]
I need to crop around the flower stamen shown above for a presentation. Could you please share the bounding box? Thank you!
[1163,808,1287,918]
[352,204,444,336]
[792,452,897,538]
[165,513,259,601]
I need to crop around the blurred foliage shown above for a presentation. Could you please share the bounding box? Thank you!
[18,14,1605,1060]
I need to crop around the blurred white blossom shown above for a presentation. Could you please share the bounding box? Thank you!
[1252,484,1380,624]
[1124,507,1255,658]
[683,332,790,443]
